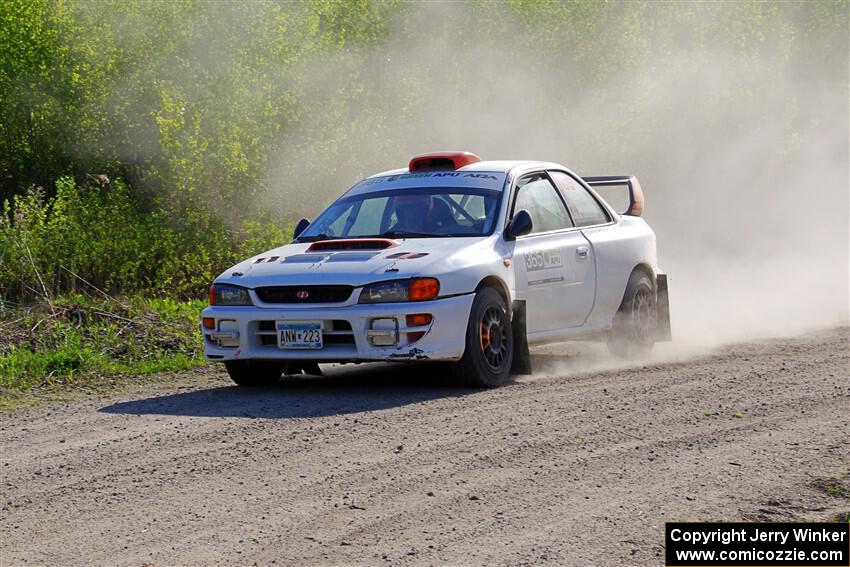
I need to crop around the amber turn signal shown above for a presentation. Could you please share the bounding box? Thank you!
[409,278,440,301]
[406,313,433,327]
[202,317,216,330]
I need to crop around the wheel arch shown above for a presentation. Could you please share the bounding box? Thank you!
[631,262,657,293]
[616,263,656,309]
[475,275,511,305]
[632,262,656,283]
[474,275,531,375]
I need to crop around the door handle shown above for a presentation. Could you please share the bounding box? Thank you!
[576,246,589,259]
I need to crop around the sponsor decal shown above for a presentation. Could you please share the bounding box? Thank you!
[360,172,500,186]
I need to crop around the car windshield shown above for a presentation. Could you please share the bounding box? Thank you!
[298,187,502,240]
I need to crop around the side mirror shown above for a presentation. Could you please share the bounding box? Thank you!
[293,218,311,239]
[504,209,533,240]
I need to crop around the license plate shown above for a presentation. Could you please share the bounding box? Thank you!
[276,321,323,349]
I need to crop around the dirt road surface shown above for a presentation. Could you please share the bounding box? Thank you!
[2,327,848,566]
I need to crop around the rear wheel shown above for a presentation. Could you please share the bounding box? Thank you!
[452,287,514,387]
[224,360,283,386]
[608,270,657,358]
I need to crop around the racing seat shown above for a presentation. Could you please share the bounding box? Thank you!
[430,197,456,230]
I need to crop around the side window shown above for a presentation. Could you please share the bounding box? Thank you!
[549,171,610,227]
[513,174,574,234]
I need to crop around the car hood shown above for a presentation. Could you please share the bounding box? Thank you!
[214,237,492,289]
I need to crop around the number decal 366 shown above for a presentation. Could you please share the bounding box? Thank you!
[525,249,563,272]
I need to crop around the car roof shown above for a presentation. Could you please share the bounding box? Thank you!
[343,159,576,198]
[367,160,561,178]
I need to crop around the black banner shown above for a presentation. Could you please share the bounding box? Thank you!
[665,522,849,566]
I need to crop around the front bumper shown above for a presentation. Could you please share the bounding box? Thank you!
[200,294,475,363]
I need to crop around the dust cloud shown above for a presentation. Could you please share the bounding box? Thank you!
[266,2,849,356]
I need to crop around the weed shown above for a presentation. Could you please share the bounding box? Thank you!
[812,478,850,499]
[828,511,849,523]
[0,293,208,398]
[1,179,292,301]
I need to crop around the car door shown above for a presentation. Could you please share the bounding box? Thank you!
[510,173,597,333]
[548,170,622,325]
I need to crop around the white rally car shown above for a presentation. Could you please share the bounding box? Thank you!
[202,152,671,387]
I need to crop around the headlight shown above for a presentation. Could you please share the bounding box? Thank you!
[359,278,440,303]
[209,284,253,306]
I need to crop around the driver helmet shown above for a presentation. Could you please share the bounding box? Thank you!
[393,194,433,228]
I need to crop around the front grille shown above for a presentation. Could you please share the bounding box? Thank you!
[255,285,353,304]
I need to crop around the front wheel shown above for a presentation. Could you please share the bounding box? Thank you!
[608,270,657,358]
[224,360,283,387]
[451,287,514,387]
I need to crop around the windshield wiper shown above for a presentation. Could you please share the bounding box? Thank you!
[297,233,337,242]
[378,230,448,239]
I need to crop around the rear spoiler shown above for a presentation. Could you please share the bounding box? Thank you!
[582,175,644,217]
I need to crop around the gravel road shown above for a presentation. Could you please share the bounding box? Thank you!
[1,327,848,566]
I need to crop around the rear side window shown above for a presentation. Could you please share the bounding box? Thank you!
[549,171,610,227]
[513,174,574,234]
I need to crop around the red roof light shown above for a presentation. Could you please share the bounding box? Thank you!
[409,151,481,172]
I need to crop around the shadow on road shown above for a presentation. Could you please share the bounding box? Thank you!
[99,362,480,419]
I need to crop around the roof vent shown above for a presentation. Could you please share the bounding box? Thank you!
[409,151,481,172]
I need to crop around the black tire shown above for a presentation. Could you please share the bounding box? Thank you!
[608,270,657,358]
[451,287,514,387]
[224,360,283,387]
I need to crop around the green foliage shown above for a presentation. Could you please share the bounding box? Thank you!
[0,0,402,301]
[0,293,206,392]
[0,0,400,209]
[0,176,291,299]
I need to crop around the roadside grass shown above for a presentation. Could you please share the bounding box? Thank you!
[811,473,850,526]
[812,476,850,499]
[828,511,850,523]
[0,293,208,410]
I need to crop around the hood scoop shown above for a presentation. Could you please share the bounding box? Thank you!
[307,238,398,252]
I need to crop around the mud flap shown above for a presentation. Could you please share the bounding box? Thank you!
[511,300,532,374]
[656,274,672,341]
